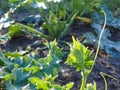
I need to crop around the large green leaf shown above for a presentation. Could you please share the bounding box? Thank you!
[0,49,13,66]
[4,68,31,90]
[41,55,61,76]
[11,68,31,87]
[66,36,94,72]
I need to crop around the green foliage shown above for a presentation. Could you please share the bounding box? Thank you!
[0,0,107,90]
[66,36,93,72]
[29,75,73,90]
[40,1,74,40]
[45,39,66,59]
[0,0,102,41]
[29,77,49,90]
[40,0,101,39]
[71,0,101,15]
[0,40,67,89]
[2,0,101,40]
[8,24,23,38]
[15,22,52,40]
[42,11,67,39]
[65,36,94,90]
[0,36,98,90]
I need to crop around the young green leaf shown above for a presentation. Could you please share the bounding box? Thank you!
[65,36,94,72]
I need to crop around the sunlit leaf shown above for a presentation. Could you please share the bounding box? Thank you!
[66,36,93,72]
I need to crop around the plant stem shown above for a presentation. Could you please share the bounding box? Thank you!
[89,10,106,73]
[101,72,119,83]
[59,11,78,39]
[100,72,107,90]
[100,72,120,90]
[80,75,87,90]
[15,22,52,40]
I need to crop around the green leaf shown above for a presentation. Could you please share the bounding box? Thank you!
[66,36,93,72]
[40,55,61,76]
[29,75,73,90]
[8,24,23,38]
[65,82,74,90]
[12,68,31,85]
[29,77,49,90]
[5,52,21,59]
[0,40,66,89]
[42,10,67,39]
[0,49,13,66]
[5,81,18,90]
[45,40,66,59]
[4,74,12,81]
[40,2,71,39]
[72,0,101,15]
[0,0,29,30]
